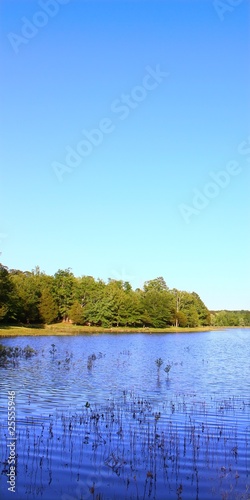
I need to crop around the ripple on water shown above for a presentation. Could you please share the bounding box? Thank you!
[0,330,250,499]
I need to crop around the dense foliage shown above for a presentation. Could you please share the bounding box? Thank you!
[0,263,248,328]
[210,310,250,327]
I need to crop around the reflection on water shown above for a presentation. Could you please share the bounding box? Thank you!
[0,329,250,499]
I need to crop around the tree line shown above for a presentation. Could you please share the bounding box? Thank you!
[0,263,249,328]
[210,310,250,327]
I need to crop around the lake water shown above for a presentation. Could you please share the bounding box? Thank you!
[0,329,249,499]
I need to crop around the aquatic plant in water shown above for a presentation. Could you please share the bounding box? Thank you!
[0,343,37,365]
[155,358,163,370]
[49,343,57,359]
[87,353,97,370]
[164,364,172,379]
[4,391,248,500]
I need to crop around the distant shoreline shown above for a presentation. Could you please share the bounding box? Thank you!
[0,324,244,338]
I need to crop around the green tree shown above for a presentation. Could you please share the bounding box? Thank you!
[143,277,169,293]
[9,271,41,323]
[178,291,199,327]
[170,289,185,327]
[69,301,85,325]
[191,292,211,325]
[53,269,76,321]
[97,280,124,327]
[119,290,143,326]
[76,277,106,325]
[39,287,58,324]
[142,289,173,328]
[185,305,199,327]
[212,310,250,327]
[0,264,13,321]
[176,310,188,327]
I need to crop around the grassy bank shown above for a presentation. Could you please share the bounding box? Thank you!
[0,323,226,337]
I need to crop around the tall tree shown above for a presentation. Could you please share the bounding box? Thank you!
[0,264,13,321]
[53,269,76,321]
[170,289,185,327]
[142,289,173,328]
[191,292,211,325]
[9,271,41,323]
[69,301,85,325]
[75,277,106,325]
[143,277,169,293]
[39,287,58,324]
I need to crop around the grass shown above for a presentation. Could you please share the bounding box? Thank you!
[0,323,225,337]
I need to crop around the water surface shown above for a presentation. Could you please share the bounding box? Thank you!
[0,329,249,499]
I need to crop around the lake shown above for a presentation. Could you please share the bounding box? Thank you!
[0,329,249,499]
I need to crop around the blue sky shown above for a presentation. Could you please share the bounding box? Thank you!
[0,0,249,310]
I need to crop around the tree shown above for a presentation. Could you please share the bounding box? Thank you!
[9,271,41,323]
[177,291,199,327]
[39,287,58,324]
[118,290,143,326]
[69,301,85,325]
[143,277,169,293]
[142,289,173,328]
[0,264,13,321]
[176,311,188,327]
[98,280,124,327]
[142,278,172,327]
[53,269,76,321]
[76,277,106,326]
[173,290,211,327]
[170,289,184,327]
[185,305,199,327]
[191,292,211,325]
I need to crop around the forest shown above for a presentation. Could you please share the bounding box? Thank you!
[0,264,249,328]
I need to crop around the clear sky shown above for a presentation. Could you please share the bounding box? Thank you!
[0,0,249,310]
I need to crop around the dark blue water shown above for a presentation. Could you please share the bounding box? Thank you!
[0,329,249,499]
